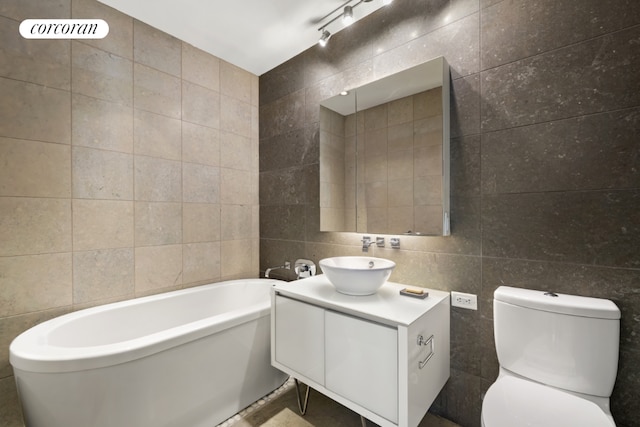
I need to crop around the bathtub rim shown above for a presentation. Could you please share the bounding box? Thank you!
[10,278,285,374]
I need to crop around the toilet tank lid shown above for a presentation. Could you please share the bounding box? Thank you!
[494,286,620,320]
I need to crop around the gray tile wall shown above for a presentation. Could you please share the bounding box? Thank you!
[0,0,258,424]
[259,0,640,426]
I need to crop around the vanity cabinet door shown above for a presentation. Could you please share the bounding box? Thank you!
[325,310,398,424]
[274,295,325,385]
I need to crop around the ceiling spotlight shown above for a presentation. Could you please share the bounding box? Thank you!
[319,29,331,47]
[343,5,354,26]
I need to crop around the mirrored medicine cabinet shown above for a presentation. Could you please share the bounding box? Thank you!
[319,56,450,236]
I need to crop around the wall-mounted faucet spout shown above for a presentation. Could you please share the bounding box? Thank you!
[361,236,375,252]
[265,261,291,278]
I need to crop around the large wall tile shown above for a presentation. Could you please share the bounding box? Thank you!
[0,253,72,317]
[72,199,133,251]
[134,156,182,202]
[0,197,71,256]
[0,78,70,144]
[133,63,181,118]
[220,95,251,138]
[259,126,317,173]
[259,89,305,139]
[220,169,252,205]
[372,13,479,81]
[182,80,220,128]
[183,203,220,243]
[183,242,220,284]
[71,0,133,59]
[482,108,640,194]
[482,190,640,268]
[134,109,182,161]
[220,131,251,171]
[371,0,479,55]
[182,43,219,91]
[134,202,182,246]
[0,138,71,198]
[260,205,306,241]
[72,146,133,200]
[72,42,132,105]
[221,205,253,240]
[481,0,640,70]
[220,60,252,104]
[220,239,253,278]
[182,122,220,166]
[481,25,640,131]
[72,248,134,304]
[72,94,133,153]
[450,135,480,197]
[133,20,181,77]
[450,74,480,139]
[134,244,182,293]
[0,16,70,90]
[259,53,305,106]
[183,162,219,203]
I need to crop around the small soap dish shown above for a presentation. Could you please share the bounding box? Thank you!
[400,288,429,299]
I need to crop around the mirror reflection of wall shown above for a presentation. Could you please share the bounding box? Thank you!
[355,87,443,235]
[319,56,450,236]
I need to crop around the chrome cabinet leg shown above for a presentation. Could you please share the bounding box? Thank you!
[294,378,311,415]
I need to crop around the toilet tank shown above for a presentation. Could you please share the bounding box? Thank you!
[494,286,620,397]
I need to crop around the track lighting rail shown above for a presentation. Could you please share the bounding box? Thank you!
[316,0,392,47]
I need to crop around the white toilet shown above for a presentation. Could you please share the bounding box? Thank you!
[481,286,621,427]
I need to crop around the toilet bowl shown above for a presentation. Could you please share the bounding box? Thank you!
[482,374,616,427]
[481,286,620,427]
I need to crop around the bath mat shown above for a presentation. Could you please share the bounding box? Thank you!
[260,408,314,427]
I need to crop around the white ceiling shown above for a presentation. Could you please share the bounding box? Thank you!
[98,0,389,76]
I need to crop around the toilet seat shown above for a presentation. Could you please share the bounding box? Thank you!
[482,375,615,427]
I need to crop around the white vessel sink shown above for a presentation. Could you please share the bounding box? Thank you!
[319,256,396,296]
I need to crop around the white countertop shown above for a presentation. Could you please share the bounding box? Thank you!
[272,275,450,327]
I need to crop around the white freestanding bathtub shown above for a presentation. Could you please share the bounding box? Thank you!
[10,279,288,427]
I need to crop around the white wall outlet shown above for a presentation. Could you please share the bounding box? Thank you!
[451,291,478,310]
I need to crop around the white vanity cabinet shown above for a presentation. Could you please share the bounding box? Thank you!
[271,275,450,427]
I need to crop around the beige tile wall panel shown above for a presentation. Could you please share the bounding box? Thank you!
[0,197,71,256]
[182,42,220,91]
[134,155,182,202]
[133,109,182,161]
[133,63,181,118]
[72,42,132,105]
[182,80,220,128]
[182,122,220,166]
[72,199,134,251]
[183,203,220,243]
[72,146,133,200]
[134,201,182,246]
[0,253,72,317]
[72,248,134,304]
[72,94,133,153]
[134,244,183,293]
[0,16,70,90]
[183,242,220,284]
[0,78,70,144]
[0,138,71,198]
